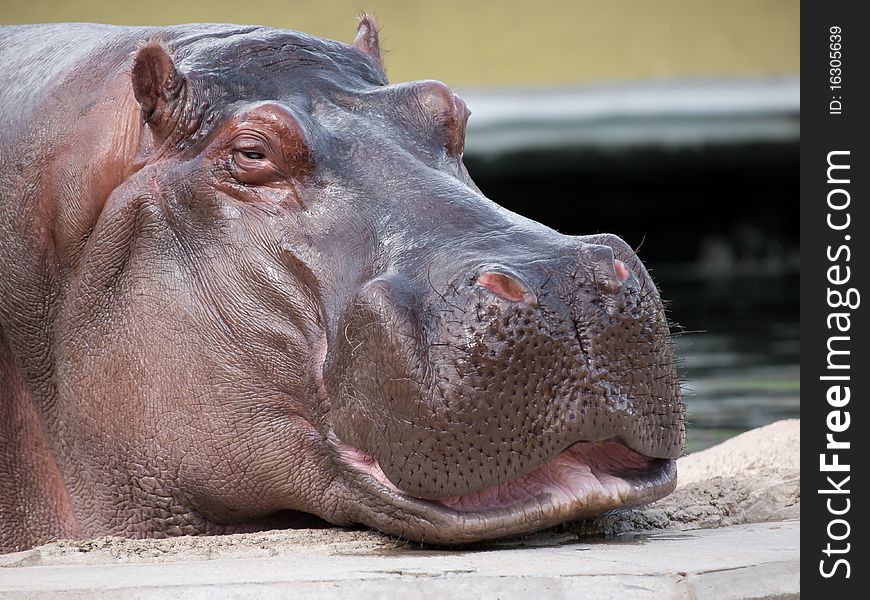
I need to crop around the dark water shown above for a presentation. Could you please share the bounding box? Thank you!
[663,274,800,453]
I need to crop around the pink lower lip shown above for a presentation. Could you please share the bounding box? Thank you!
[335,439,667,514]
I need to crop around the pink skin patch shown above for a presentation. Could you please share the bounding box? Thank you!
[614,259,630,282]
[476,272,537,306]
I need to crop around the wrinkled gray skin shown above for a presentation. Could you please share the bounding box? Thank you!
[0,19,684,553]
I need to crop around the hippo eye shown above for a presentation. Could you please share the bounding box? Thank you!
[231,139,283,186]
[227,111,313,188]
[233,147,268,163]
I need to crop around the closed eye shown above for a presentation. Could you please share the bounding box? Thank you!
[239,150,265,160]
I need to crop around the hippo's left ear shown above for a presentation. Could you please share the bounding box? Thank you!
[351,14,383,70]
[131,39,185,139]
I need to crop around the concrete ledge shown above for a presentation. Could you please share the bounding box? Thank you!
[460,77,800,157]
[0,521,798,599]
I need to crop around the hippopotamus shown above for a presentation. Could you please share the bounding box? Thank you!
[0,16,684,553]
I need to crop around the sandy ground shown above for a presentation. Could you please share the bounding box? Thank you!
[0,419,799,568]
[574,418,800,536]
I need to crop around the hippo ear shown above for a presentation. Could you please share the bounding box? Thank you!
[351,14,383,69]
[131,39,185,138]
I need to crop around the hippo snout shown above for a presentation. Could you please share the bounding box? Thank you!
[327,231,683,521]
[476,239,639,309]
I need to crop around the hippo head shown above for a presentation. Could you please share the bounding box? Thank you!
[59,18,683,544]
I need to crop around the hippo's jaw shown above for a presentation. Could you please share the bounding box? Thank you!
[332,436,676,544]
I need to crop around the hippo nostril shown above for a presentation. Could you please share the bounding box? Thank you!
[476,272,537,307]
[614,260,630,282]
[584,243,634,294]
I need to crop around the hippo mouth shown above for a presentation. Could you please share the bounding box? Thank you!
[331,436,677,544]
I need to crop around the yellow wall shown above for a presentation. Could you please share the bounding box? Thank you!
[1,0,799,87]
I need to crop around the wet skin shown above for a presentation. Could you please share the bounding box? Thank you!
[0,17,684,552]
